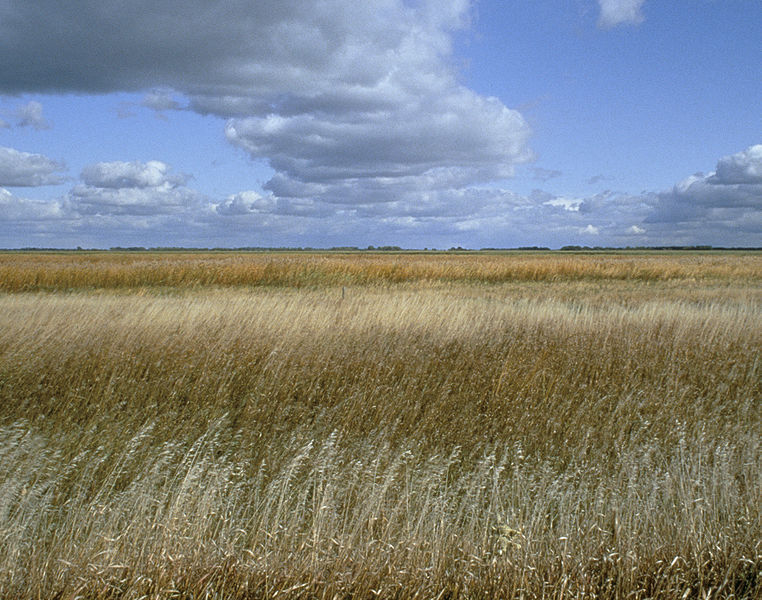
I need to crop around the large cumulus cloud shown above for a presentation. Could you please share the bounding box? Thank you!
[69,160,201,217]
[0,146,67,187]
[647,145,762,235]
[709,145,762,185]
[0,0,531,208]
[1,1,758,248]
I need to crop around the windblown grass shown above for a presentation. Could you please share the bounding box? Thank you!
[0,253,760,598]
[0,250,760,291]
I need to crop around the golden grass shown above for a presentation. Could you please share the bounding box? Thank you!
[0,250,760,291]
[0,253,760,598]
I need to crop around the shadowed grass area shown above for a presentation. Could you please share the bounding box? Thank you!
[0,254,760,598]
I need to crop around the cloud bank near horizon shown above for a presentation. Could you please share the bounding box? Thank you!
[1,146,760,248]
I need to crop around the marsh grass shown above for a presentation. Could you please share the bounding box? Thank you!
[0,253,760,598]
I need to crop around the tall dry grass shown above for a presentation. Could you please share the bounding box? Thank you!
[0,256,760,598]
[0,250,760,291]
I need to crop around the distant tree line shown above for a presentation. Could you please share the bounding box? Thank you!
[4,245,760,252]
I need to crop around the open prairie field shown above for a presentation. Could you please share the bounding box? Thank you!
[0,251,760,599]
[2,249,762,291]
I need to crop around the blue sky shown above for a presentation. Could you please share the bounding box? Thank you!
[1,0,760,248]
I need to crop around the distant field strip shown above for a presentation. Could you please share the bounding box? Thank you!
[1,251,761,291]
[0,255,760,598]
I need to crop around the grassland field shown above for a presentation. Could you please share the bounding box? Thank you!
[0,251,760,599]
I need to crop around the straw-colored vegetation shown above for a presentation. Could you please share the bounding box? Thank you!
[0,252,760,599]
[1,250,761,291]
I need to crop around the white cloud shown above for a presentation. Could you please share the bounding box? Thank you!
[69,185,202,217]
[226,89,531,200]
[197,185,646,248]
[213,191,277,216]
[0,0,532,209]
[0,146,67,186]
[597,0,645,28]
[17,100,50,130]
[709,144,762,185]
[141,90,184,114]
[0,118,758,248]
[638,144,762,245]
[532,167,563,182]
[0,187,65,221]
[543,196,581,212]
[2,163,758,247]
[80,160,187,189]
[648,145,762,223]
[72,160,200,216]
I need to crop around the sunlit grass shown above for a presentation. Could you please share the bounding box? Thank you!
[0,253,760,598]
[0,250,760,291]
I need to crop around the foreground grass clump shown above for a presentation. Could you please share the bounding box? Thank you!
[0,254,760,599]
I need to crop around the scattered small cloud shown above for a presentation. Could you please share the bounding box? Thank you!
[141,90,184,119]
[116,102,137,119]
[532,167,562,182]
[543,196,581,212]
[213,191,277,216]
[587,174,608,185]
[627,225,645,234]
[17,100,51,130]
[580,224,600,235]
[597,0,645,29]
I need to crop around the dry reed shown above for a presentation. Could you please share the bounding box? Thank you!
[0,253,760,599]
